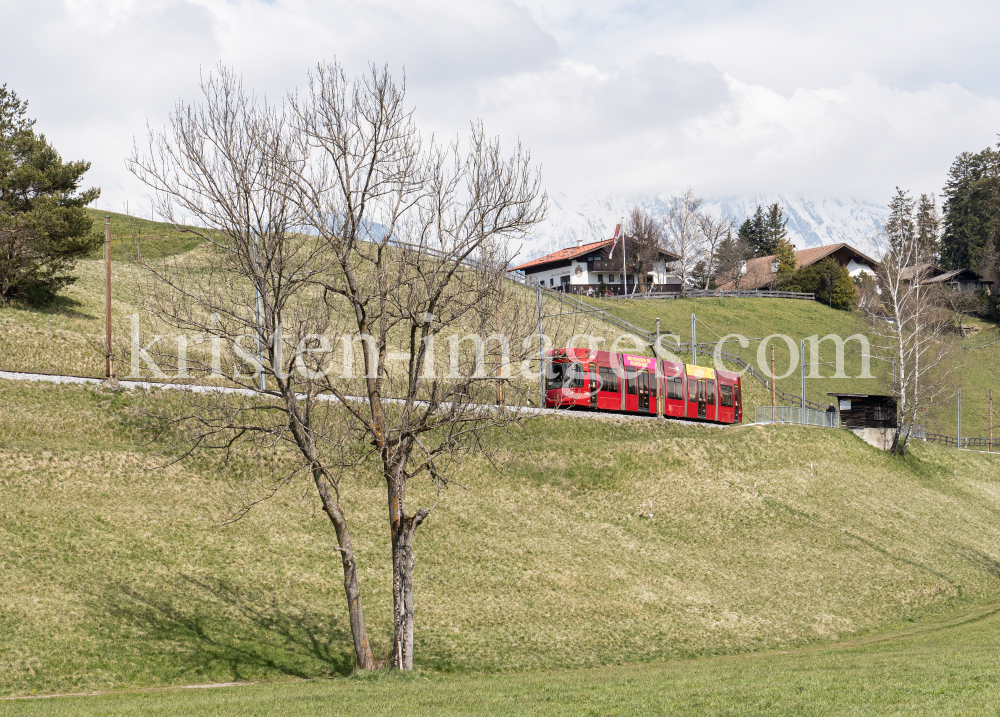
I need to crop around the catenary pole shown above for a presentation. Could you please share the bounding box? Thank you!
[655,318,662,418]
[990,388,993,452]
[958,388,962,449]
[691,313,697,366]
[104,216,113,380]
[537,283,544,408]
[771,343,776,417]
[800,339,805,410]
[620,216,626,296]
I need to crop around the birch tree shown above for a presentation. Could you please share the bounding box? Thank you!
[863,188,955,455]
[662,189,703,297]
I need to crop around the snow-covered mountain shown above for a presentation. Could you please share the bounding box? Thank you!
[514,192,889,264]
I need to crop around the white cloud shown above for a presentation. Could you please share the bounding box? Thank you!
[3,0,998,213]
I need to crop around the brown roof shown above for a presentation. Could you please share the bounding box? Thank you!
[719,243,880,291]
[900,264,993,285]
[512,239,679,273]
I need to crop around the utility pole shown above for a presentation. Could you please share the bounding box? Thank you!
[620,216,627,297]
[655,318,662,418]
[771,343,776,417]
[990,388,994,452]
[496,286,505,408]
[800,339,805,410]
[958,388,962,449]
[537,284,544,408]
[104,216,114,381]
[691,313,697,366]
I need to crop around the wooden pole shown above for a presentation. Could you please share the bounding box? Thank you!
[104,216,113,379]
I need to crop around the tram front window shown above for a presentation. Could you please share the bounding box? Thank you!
[545,362,568,390]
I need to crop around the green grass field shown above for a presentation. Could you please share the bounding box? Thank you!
[5,604,1000,715]
[4,213,1000,714]
[3,379,1000,703]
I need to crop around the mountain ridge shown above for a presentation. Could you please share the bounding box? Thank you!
[516,192,889,263]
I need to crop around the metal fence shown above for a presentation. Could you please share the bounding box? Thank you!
[593,289,816,301]
[755,406,840,428]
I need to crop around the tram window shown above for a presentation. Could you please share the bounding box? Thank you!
[707,379,716,404]
[667,377,683,400]
[720,384,733,407]
[599,366,619,393]
[566,363,586,389]
[688,378,697,401]
[649,373,657,397]
[626,368,637,395]
[734,386,741,408]
[545,362,567,390]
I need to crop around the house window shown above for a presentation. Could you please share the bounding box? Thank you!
[549,277,554,286]
[597,274,603,283]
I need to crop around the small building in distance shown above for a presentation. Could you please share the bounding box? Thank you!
[900,264,993,294]
[512,239,680,294]
[719,243,879,291]
[828,392,898,450]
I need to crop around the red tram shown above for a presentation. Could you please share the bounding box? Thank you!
[544,348,743,424]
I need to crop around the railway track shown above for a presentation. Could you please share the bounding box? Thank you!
[0,370,727,428]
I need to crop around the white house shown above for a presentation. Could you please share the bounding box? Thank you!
[512,238,681,295]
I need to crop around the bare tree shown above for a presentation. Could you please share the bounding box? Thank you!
[695,213,735,289]
[863,189,955,455]
[661,189,704,297]
[126,63,547,671]
[936,285,982,337]
[713,230,753,290]
[623,205,665,293]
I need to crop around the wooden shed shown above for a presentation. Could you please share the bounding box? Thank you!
[827,393,897,430]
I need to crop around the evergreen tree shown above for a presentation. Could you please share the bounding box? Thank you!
[0,85,100,303]
[914,193,941,263]
[772,236,797,288]
[738,202,789,258]
[941,144,1000,272]
[885,188,915,258]
[737,204,767,257]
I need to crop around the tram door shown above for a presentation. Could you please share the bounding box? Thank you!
[589,363,598,408]
[697,378,708,418]
[638,370,650,411]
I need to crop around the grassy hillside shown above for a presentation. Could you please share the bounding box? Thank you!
[4,210,997,436]
[580,294,1000,438]
[3,378,1000,698]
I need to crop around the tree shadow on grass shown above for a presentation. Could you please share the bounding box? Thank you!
[94,574,356,681]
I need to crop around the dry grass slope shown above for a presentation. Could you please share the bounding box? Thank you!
[2,379,1000,698]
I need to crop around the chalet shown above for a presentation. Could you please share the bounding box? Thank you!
[719,243,879,291]
[900,264,993,294]
[512,239,681,295]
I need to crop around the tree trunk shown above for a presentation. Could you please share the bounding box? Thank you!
[388,478,427,670]
[315,474,377,670]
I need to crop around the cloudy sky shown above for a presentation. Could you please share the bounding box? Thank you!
[5,0,1000,213]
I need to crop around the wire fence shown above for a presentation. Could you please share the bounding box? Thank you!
[754,406,840,428]
[963,329,1000,351]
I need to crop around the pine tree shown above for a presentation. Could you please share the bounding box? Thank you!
[772,236,797,288]
[914,193,941,263]
[762,202,790,256]
[738,204,768,257]
[885,188,915,258]
[941,145,1000,271]
[0,85,100,303]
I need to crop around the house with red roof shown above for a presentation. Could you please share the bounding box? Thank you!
[511,238,681,294]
